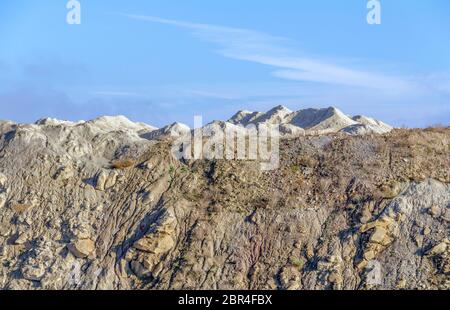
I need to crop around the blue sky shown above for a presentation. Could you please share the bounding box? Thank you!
[0,0,449,127]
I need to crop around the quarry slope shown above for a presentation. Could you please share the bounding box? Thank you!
[0,114,448,290]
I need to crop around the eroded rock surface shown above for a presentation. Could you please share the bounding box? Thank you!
[0,117,448,290]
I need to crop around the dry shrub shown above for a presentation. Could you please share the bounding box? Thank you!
[111,158,135,169]
[11,204,32,213]
[424,124,449,134]
[374,142,387,154]
[297,155,317,168]
[393,134,414,148]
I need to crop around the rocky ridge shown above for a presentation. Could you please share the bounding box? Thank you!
[228,106,393,135]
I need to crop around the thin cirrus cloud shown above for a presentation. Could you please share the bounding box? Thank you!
[121,14,417,94]
[92,90,149,98]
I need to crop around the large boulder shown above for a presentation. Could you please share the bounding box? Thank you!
[68,239,96,258]
[0,173,7,188]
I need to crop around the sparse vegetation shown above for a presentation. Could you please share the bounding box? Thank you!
[290,257,306,269]
[111,158,135,169]
[297,155,317,168]
[168,165,177,186]
[11,204,32,213]
[291,165,300,173]
[180,166,191,174]
[424,124,448,134]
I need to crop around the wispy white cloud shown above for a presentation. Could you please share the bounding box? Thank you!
[92,90,148,98]
[120,14,289,54]
[122,14,417,94]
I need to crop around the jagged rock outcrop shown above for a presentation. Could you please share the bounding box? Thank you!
[94,169,120,191]
[228,106,393,136]
[352,115,393,133]
[142,123,190,140]
[129,207,178,279]
[68,239,96,259]
[0,173,7,209]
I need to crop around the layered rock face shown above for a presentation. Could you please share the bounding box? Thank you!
[0,113,448,290]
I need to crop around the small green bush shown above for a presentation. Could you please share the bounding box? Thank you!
[290,257,306,269]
